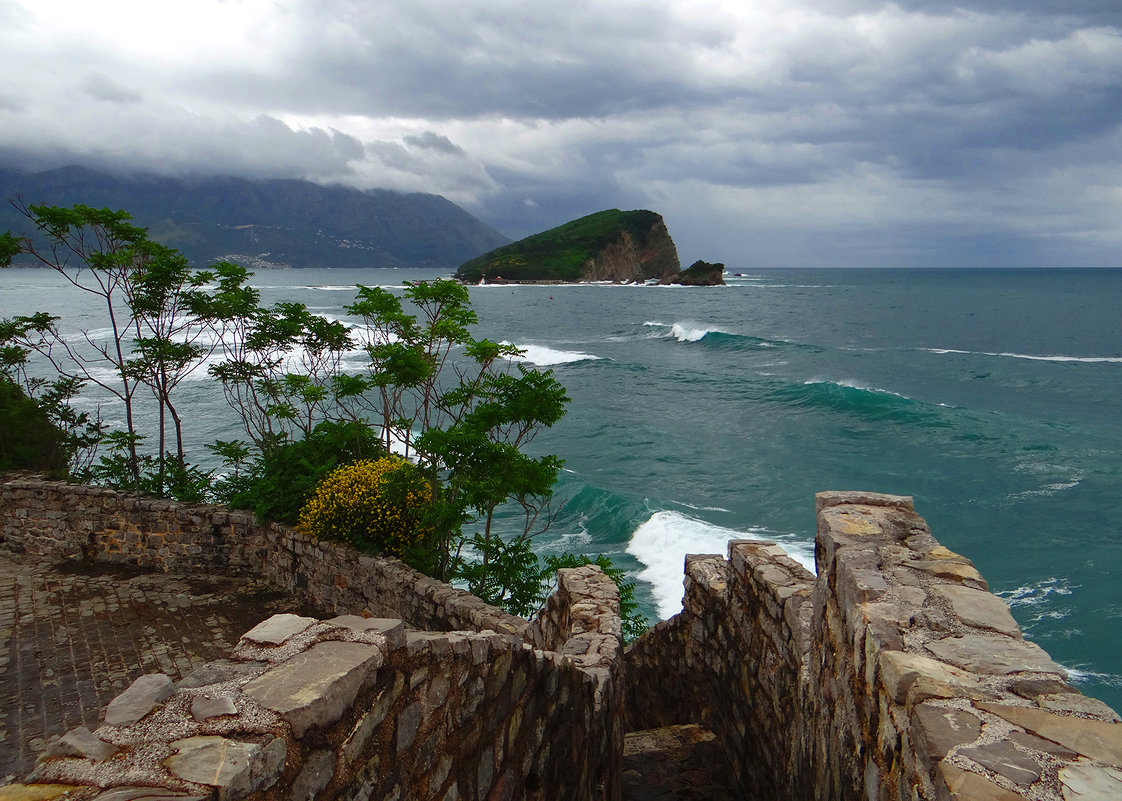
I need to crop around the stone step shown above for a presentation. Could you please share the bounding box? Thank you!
[622,724,742,801]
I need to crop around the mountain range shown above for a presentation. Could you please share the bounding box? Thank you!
[0,166,509,270]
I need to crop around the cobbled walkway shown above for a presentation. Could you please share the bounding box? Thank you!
[0,551,318,783]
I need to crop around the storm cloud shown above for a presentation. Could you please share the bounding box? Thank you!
[1,0,1120,266]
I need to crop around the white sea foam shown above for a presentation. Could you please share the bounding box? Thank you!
[1009,462,1085,499]
[803,378,911,399]
[923,348,1122,363]
[671,500,733,513]
[669,322,728,342]
[1059,665,1122,688]
[994,577,1075,608]
[626,510,816,619]
[505,342,600,366]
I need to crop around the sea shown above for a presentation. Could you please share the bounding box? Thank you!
[2,266,1120,710]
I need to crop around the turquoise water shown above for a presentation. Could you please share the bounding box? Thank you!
[3,266,1120,709]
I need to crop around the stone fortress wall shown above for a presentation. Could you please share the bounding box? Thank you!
[2,477,1121,800]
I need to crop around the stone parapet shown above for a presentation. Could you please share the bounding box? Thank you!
[2,477,624,801]
[7,476,1119,800]
[15,604,620,801]
[624,490,1122,801]
[0,477,525,636]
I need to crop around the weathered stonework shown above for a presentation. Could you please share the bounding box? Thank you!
[4,478,1120,801]
[6,583,621,801]
[0,478,526,636]
[624,490,1122,801]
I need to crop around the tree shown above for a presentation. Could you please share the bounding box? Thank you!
[0,312,103,475]
[339,280,569,591]
[1,203,213,490]
[192,262,354,453]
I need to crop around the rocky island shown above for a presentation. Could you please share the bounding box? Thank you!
[659,260,726,286]
[456,209,722,285]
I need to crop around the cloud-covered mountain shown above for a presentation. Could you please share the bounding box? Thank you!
[0,166,509,269]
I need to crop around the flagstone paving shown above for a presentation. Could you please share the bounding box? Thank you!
[0,550,319,783]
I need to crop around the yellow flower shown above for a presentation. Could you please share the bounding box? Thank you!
[297,457,432,557]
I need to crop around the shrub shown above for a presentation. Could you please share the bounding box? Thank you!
[218,420,383,524]
[297,457,433,561]
[0,375,70,476]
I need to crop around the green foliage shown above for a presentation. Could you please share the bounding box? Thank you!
[0,314,102,475]
[76,431,213,502]
[2,202,217,490]
[455,209,662,283]
[545,553,651,643]
[194,262,354,450]
[5,203,645,631]
[297,458,433,565]
[459,535,549,618]
[218,420,384,525]
[0,376,70,476]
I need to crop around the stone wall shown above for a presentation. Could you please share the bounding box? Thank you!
[22,595,620,801]
[0,477,526,636]
[624,491,1122,801]
[1,476,624,801]
[7,477,1122,800]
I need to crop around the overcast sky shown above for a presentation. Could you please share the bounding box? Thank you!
[2,0,1121,267]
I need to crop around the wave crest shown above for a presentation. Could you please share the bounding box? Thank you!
[924,348,1122,364]
[626,510,815,619]
[503,342,601,366]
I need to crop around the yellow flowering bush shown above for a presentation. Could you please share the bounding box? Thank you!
[297,457,432,558]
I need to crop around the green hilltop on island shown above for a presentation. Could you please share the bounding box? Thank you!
[455,208,725,285]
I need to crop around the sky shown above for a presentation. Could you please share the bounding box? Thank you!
[2,0,1122,268]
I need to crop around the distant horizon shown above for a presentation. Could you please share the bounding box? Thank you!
[2,162,1121,272]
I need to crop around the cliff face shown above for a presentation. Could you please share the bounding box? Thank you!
[581,217,680,282]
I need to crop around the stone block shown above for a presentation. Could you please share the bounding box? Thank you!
[815,491,914,513]
[930,585,1020,637]
[44,726,119,761]
[925,635,1064,675]
[957,742,1042,787]
[191,695,238,721]
[329,616,407,649]
[879,651,985,705]
[243,641,383,738]
[397,701,423,752]
[178,659,268,689]
[164,736,284,801]
[105,673,174,727]
[977,702,1122,765]
[289,749,336,801]
[936,761,1030,801]
[1010,678,1073,700]
[1058,764,1122,800]
[240,613,317,646]
[911,704,982,760]
[1037,692,1121,722]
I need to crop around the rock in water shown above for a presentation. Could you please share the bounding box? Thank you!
[660,260,726,286]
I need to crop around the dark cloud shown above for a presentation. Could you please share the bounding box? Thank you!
[1,0,1120,266]
[404,131,465,155]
